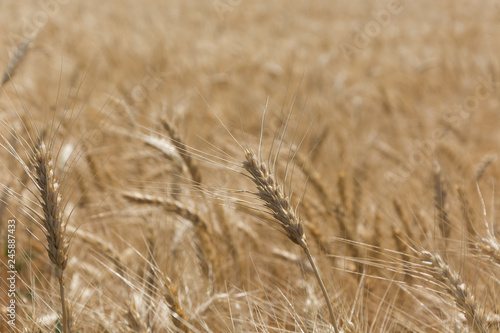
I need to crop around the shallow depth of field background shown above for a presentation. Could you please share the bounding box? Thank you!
[1,0,500,332]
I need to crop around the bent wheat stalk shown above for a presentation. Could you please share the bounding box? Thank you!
[242,148,339,333]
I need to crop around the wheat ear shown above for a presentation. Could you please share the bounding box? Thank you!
[161,118,202,184]
[163,279,192,333]
[419,251,490,332]
[242,149,339,333]
[1,36,32,87]
[433,162,450,243]
[32,142,71,333]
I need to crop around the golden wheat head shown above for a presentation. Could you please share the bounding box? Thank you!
[32,141,68,275]
[32,140,72,332]
[242,148,306,248]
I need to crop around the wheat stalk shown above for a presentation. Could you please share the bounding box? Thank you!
[32,141,72,333]
[419,251,491,333]
[479,236,500,266]
[242,148,340,333]
[1,35,32,87]
[163,279,192,333]
[124,300,146,333]
[391,226,412,284]
[475,154,496,181]
[161,118,202,184]
[433,162,450,242]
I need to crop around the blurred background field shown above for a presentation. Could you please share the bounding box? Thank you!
[1,0,500,332]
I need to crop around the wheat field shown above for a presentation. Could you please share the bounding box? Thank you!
[1,0,500,332]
